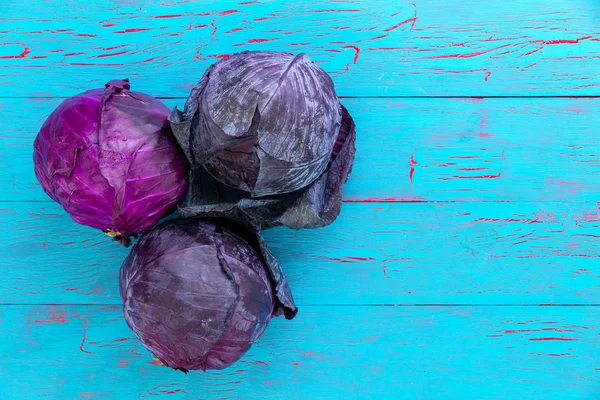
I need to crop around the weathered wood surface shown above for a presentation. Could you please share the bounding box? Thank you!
[3,201,600,306]
[4,97,600,203]
[3,0,600,397]
[1,305,599,399]
[2,0,600,98]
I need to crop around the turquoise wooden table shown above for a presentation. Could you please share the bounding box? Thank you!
[2,1,600,398]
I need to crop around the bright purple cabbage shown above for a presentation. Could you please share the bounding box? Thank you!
[120,217,297,372]
[170,51,356,230]
[33,79,189,245]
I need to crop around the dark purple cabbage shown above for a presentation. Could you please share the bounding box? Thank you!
[169,51,356,230]
[33,79,189,245]
[120,215,297,372]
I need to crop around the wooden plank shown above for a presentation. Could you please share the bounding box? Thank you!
[5,97,600,202]
[2,0,600,97]
[3,201,600,305]
[1,305,598,398]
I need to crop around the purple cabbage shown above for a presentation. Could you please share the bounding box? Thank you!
[169,51,356,230]
[120,215,297,372]
[33,79,189,245]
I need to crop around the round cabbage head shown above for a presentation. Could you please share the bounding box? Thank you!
[170,51,342,197]
[33,79,189,244]
[119,217,296,371]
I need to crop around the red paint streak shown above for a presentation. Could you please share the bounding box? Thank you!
[347,257,375,261]
[211,20,217,37]
[64,52,86,57]
[255,17,269,21]
[529,337,577,341]
[0,42,30,59]
[215,54,231,59]
[255,361,268,366]
[31,55,48,59]
[94,50,128,58]
[33,308,68,325]
[239,0,259,3]
[149,359,163,366]
[555,253,600,258]
[219,10,241,16]
[458,168,489,171]
[545,354,570,357]
[326,257,352,263]
[382,266,391,278]
[293,362,299,366]
[409,150,417,183]
[485,71,491,81]
[154,13,210,19]
[343,196,426,203]
[99,305,120,310]
[325,49,342,53]
[115,28,151,34]
[383,17,417,32]
[521,48,542,57]
[75,34,97,37]
[84,284,102,296]
[155,14,184,18]
[475,218,522,223]
[342,45,360,64]
[103,45,127,51]
[539,36,593,45]
[385,4,417,32]
[369,34,389,41]
[80,320,93,354]
[159,389,186,395]
[506,328,576,334]
[313,9,362,13]
[248,38,280,43]
[226,27,244,34]
[573,234,600,238]
[103,23,117,27]
[367,47,405,51]
[452,173,501,179]
[429,44,511,59]
[477,108,491,137]
[130,345,145,355]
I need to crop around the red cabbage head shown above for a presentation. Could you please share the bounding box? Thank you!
[119,218,293,371]
[170,51,342,197]
[33,79,188,244]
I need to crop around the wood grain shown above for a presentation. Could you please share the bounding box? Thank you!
[5,97,600,202]
[3,201,600,305]
[1,305,598,399]
[3,1,600,395]
[2,0,600,97]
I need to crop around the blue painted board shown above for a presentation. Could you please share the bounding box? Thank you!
[2,201,600,305]
[2,0,600,97]
[1,305,599,399]
[4,97,600,202]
